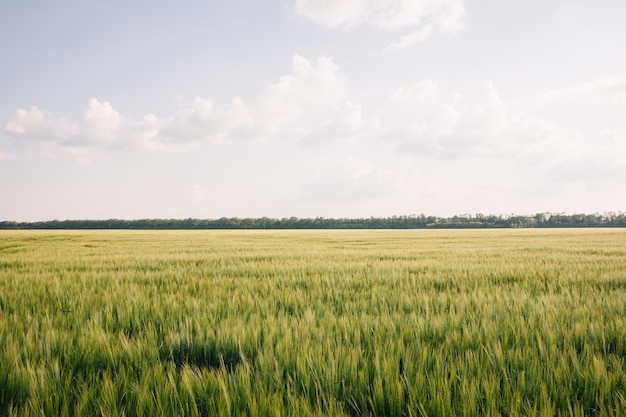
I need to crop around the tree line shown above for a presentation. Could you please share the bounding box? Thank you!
[1,212,625,230]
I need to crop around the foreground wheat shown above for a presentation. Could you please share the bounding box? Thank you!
[1,229,625,416]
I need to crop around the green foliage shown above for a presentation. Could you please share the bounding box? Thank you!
[0,229,625,416]
[2,211,626,229]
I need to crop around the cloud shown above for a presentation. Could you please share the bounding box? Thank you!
[301,101,379,145]
[4,106,78,141]
[165,55,373,144]
[302,156,394,202]
[387,25,434,51]
[543,75,626,105]
[384,77,626,187]
[159,96,253,145]
[5,54,622,190]
[3,100,167,161]
[390,80,508,156]
[3,55,376,162]
[256,55,348,138]
[452,80,508,138]
[528,126,626,184]
[384,77,626,189]
[601,128,626,145]
[83,98,124,143]
[388,79,439,103]
[293,0,464,30]
[293,0,465,50]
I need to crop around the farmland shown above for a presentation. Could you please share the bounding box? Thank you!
[1,229,625,416]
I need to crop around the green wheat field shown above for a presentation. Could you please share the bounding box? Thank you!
[1,229,625,416]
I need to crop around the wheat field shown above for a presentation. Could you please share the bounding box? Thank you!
[1,229,625,416]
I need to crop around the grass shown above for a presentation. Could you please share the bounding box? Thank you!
[0,229,625,416]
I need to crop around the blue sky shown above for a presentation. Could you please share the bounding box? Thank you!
[1,0,625,221]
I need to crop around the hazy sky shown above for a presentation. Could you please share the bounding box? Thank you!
[1,0,625,221]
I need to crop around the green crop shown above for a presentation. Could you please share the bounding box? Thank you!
[1,229,625,416]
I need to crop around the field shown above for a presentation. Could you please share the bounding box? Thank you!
[1,229,625,416]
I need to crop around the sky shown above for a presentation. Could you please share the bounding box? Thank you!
[1,0,626,221]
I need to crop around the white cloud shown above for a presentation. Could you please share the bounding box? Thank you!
[384,77,626,190]
[508,122,577,165]
[388,79,439,103]
[294,0,464,50]
[293,0,370,29]
[83,98,123,143]
[387,25,434,51]
[3,55,376,162]
[453,80,508,138]
[390,80,508,156]
[159,96,253,145]
[544,75,626,105]
[386,78,626,190]
[256,55,348,138]
[4,106,78,141]
[302,101,379,145]
[531,126,626,184]
[302,156,394,202]
[294,0,464,30]
[601,128,626,145]
[5,56,622,193]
